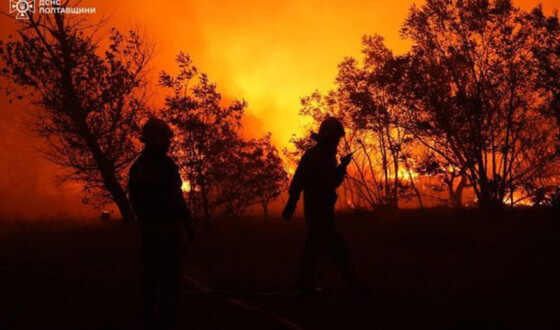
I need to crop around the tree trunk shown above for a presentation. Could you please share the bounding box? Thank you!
[448,175,466,208]
[199,178,211,232]
[262,201,269,218]
[477,183,502,210]
[80,122,135,222]
[54,13,135,223]
[476,155,501,210]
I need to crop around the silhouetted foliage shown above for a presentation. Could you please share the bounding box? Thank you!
[400,0,558,208]
[293,0,560,210]
[526,6,560,140]
[525,6,560,201]
[0,4,152,221]
[415,152,469,207]
[240,134,288,218]
[215,134,287,219]
[160,54,286,226]
[294,36,423,210]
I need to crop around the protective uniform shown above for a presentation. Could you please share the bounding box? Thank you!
[284,117,361,294]
[129,119,194,329]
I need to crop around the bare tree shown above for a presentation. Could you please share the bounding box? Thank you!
[0,2,152,221]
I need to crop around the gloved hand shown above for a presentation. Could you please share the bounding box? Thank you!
[340,152,353,168]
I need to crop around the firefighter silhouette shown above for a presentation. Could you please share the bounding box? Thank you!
[129,118,195,329]
[283,117,363,297]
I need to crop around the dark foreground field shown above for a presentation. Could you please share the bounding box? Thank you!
[1,209,559,330]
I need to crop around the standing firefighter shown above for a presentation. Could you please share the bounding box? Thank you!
[129,118,195,329]
[283,117,363,298]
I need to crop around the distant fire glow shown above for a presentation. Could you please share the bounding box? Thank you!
[181,181,191,193]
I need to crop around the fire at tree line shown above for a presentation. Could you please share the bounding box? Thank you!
[1,0,560,225]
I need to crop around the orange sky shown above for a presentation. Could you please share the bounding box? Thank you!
[0,0,557,218]
[97,0,419,144]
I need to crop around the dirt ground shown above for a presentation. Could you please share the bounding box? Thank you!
[1,208,558,329]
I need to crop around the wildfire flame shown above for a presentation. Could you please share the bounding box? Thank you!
[181,181,191,193]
